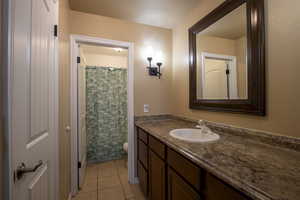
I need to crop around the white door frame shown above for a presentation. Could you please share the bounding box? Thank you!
[3,0,59,199]
[70,34,136,195]
[201,52,238,99]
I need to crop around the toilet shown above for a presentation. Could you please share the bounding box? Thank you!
[123,142,128,153]
[123,142,128,167]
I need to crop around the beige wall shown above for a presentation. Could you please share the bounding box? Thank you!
[172,0,300,138]
[197,35,236,55]
[59,0,71,199]
[70,10,173,116]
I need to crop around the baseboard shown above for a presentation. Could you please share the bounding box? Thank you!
[132,177,139,184]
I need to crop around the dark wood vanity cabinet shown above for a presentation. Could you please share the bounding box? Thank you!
[136,127,251,200]
[149,150,166,200]
[148,135,166,200]
[167,148,202,191]
[138,161,148,196]
[204,173,249,200]
[168,168,201,200]
[138,140,148,168]
[137,128,149,196]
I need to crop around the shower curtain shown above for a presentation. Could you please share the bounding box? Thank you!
[86,66,127,163]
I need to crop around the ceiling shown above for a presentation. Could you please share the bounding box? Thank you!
[69,0,200,29]
[200,4,247,40]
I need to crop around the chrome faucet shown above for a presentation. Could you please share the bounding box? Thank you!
[195,120,211,134]
[195,120,205,129]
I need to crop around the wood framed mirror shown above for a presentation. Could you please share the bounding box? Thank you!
[189,0,265,115]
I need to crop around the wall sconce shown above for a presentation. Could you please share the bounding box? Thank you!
[146,47,163,79]
[147,57,162,79]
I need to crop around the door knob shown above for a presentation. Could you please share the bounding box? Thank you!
[16,160,43,180]
[65,126,71,132]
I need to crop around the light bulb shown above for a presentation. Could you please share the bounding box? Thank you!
[146,46,154,58]
[156,51,163,63]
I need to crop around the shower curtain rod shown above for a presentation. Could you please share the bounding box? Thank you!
[86,66,127,70]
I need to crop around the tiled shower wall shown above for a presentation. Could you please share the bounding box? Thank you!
[86,66,128,163]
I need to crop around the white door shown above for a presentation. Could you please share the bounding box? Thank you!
[203,59,229,99]
[11,0,58,199]
[78,46,87,188]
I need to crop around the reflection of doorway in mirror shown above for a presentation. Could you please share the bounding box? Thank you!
[201,52,238,99]
[203,59,229,99]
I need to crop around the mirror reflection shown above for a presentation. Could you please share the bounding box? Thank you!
[196,4,247,100]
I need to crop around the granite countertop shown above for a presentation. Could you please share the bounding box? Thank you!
[135,116,300,200]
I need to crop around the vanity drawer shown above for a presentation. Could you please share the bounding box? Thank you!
[138,128,148,144]
[138,140,148,169]
[149,135,166,160]
[167,148,202,191]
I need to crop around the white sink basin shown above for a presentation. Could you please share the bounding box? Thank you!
[169,128,220,143]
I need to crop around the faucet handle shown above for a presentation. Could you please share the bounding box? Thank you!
[198,120,205,126]
[195,125,202,129]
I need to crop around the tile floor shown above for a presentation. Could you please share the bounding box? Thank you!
[72,159,146,200]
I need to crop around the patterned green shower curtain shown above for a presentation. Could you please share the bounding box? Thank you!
[86,66,127,163]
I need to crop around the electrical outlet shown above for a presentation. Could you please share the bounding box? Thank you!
[144,104,150,113]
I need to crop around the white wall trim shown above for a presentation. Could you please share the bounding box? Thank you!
[78,46,88,66]
[201,52,238,99]
[70,34,136,196]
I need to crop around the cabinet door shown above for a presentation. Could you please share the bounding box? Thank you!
[168,148,202,190]
[138,161,148,197]
[168,168,201,200]
[138,140,148,169]
[205,173,249,200]
[149,151,166,200]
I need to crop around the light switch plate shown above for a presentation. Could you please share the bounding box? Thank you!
[144,104,149,113]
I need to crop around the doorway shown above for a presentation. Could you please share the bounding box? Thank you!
[200,52,238,99]
[70,35,135,196]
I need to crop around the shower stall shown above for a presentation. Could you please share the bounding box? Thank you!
[85,66,128,163]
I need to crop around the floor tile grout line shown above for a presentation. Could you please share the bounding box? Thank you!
[76,159,138,200]
[115,159,128,200]
[98,160,121,199]
[97,165,100,200]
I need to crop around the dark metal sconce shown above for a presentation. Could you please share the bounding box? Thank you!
[147,57,162,79]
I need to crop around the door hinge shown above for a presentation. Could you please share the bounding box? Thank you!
[78,162,82,169]
[226,69,230,75]
[13,171,16,183]
[77,56,81,64]
[54,25,58,37]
